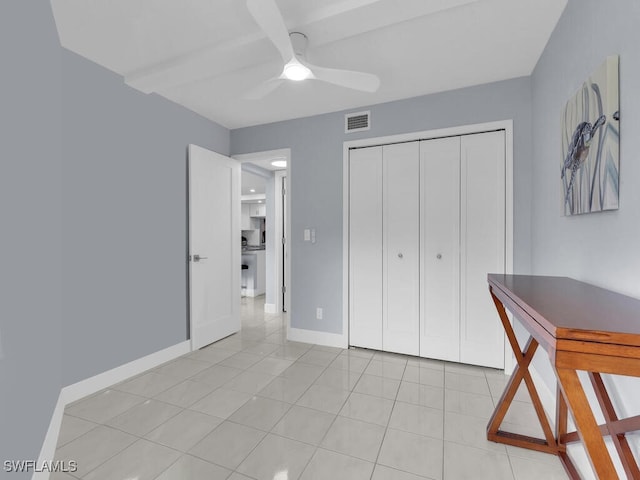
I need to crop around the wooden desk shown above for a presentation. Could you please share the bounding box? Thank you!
[487,274,640,479]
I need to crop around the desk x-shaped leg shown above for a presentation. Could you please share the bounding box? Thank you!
[554,368,640,479]
[587,372,639,478]
[486,290,581,478]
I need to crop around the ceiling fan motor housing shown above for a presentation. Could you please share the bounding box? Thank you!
[289,32,308,58]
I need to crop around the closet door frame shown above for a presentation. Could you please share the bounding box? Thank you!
[343,120,514,373]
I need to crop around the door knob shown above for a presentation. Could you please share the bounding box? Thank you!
[436,254,442,260]
[397,253,403,259]
[193,254,208,262]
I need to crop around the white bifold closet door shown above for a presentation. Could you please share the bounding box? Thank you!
[348,143,420,355]
[349,146,383,350]
[382,142,420,356]
[459,131,505,368]
[420,136,461,362]
[349,131,504,368]
[420,131,505,368]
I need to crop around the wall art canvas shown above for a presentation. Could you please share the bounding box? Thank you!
[561,55,620,215]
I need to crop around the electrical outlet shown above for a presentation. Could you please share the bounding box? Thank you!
[311,228,316,244]
[316,307,323,320]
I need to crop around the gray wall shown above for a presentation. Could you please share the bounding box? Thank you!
[231,77,533,334]
[59,47,229,386]
[530,0,640,423]
[0,0,229,471]
[0,0,64,470]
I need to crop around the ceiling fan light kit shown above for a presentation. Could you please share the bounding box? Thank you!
[283,60,311,81]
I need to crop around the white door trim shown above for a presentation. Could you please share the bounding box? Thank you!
[274,170,289,314]
[343,120,514,370]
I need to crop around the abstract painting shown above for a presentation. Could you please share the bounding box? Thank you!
[561,55,620,215]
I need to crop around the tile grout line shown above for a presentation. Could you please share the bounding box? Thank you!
[98,325,287,477]
[220,340,340,479]
[485,369,517,480]
[232,347,344,475]
[369,356,406,480]
[293,349,369,478]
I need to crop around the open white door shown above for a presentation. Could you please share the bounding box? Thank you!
[189,144,240,350]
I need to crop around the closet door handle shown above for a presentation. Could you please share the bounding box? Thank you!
[397,253,403,259]
[436,254,442,260]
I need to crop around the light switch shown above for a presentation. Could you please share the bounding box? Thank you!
[311,228,316,244]
[304,229,311,241]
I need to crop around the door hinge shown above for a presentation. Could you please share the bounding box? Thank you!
[282,285,286,294]
[282,237,286,245]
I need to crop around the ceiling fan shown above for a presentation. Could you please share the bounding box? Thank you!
[245,0,381,99]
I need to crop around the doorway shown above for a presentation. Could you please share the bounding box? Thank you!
[241,169,267,299]
[233,149,291,316]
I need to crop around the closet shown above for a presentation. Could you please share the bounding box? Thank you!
[348,130,506,369]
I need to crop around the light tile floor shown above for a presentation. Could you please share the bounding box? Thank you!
[54,296,568,479]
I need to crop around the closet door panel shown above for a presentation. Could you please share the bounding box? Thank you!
[383,142,420,355]
[349,146,383,350]
[460,131,506,369]
[419,137,461,362]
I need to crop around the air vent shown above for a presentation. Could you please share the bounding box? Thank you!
[345,111,370,133]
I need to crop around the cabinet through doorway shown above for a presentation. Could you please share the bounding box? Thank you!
[346,124,511,370]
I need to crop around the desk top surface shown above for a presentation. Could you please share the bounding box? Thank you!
[488,274,640,347]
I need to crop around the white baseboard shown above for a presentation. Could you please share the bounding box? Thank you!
[34,340,190,480]
[264,303,277,314]
[31,394,67,480]
[288,327,347,349]
[62,341,190,405]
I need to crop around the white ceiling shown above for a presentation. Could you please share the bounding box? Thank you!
[241,170,266,196]
[51,0,567,129]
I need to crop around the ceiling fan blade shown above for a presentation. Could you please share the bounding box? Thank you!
[246,0,295,63]
[243,77,285,100]
[307,63,380,93]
